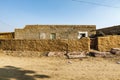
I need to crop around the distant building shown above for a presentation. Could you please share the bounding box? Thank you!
[97,25,120,36]
[15,25,96,40]
[0,32,14,39]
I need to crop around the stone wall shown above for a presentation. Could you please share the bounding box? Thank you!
[15,25,96,40]
[0,38,90,52]
[0,32,14,39]
[97,25,120,35]
[97,36,120,51]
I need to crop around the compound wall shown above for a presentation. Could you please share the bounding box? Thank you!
[0,38,90,52]
[97,35,120,51]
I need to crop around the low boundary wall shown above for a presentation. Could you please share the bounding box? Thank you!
[0,38,90,52]
[97,35,120,51]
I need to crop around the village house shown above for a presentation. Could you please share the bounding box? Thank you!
[14,25,96,40]
[0,25,96,52]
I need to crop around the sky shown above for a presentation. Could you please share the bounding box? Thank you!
[0,0,120,32]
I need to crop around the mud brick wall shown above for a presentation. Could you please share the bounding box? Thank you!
[0,32,14,39]
[15,25,96,40]
[0,38,90,52]
[97,36,120,51]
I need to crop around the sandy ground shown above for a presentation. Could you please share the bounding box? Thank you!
[0,52,120,80]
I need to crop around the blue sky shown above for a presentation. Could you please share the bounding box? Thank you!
[0,0,120,32]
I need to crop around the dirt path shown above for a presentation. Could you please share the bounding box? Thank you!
[0,53,120,80]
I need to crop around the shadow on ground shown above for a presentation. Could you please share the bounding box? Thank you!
[0,66,50,80]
